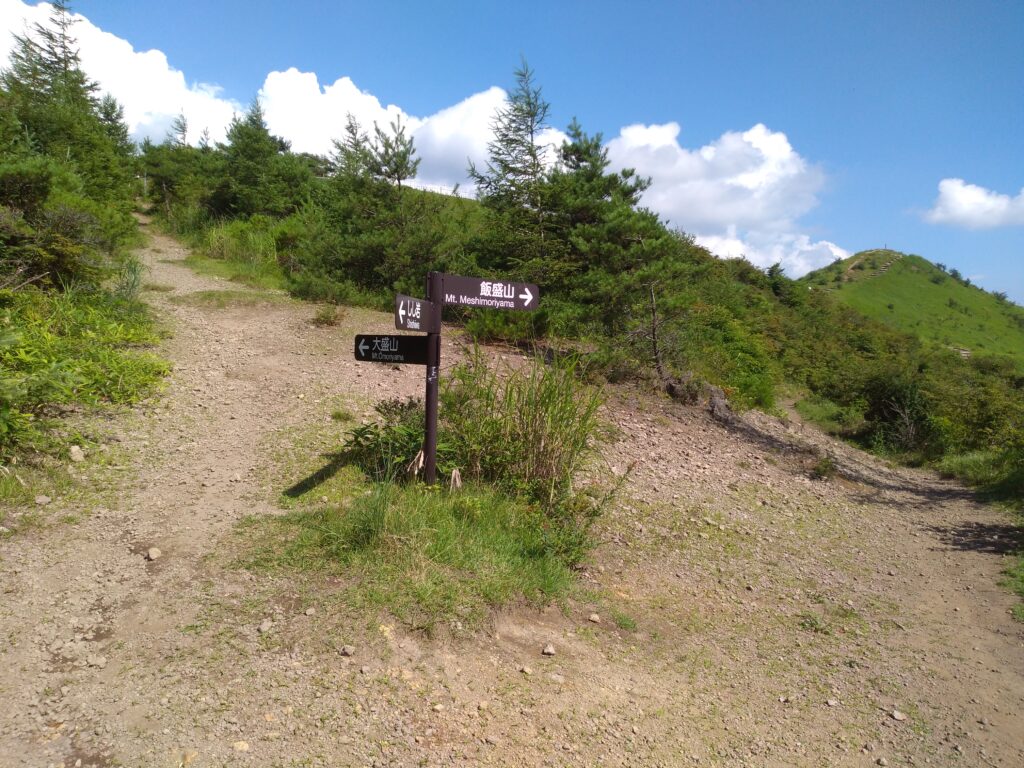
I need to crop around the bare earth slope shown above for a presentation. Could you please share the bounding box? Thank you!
[0,223,1021,767]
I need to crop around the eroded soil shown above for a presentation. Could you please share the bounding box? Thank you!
[0,223,1021,767]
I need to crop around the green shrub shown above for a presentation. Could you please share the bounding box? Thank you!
[311,305,344,326]
[342,397,428,482]
[811,454,837,480]
[464,309,550,344]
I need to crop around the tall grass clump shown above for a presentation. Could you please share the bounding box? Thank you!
[441,350,605,507]
[341,351,612,566]
[180,216,287,290]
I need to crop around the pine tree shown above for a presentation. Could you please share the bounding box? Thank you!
[469,59,550,214]
[0,0,130,200]
[169,112,188,147]
[371,116,420,191]
[210,99,311,218]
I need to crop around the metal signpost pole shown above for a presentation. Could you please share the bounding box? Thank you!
[423,271,442,484]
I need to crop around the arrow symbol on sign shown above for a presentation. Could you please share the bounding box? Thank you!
[519,286,533,307]
[399,300,406,323]
[358,338,368,356]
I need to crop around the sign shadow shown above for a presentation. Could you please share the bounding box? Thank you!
[283,451,348,499]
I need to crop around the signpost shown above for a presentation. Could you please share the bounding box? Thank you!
[354,271,541,484]
[353,334,429,365]
[440,274,539,311]
[394,293,438,333]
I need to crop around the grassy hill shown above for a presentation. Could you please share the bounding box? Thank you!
[801,249,1024,367]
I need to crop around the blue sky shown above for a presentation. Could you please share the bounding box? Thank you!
[3,0,1022,300]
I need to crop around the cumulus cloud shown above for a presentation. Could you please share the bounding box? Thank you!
[696,228,848,275]
[1,0,240,143]
[925,178,1024,229]
[257,68,508,193]
[259,68,419,155]
[0,0,844,275]
[606,121,842,274]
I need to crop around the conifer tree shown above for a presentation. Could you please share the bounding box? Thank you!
[371,116,420,191]
[469,59,550,214]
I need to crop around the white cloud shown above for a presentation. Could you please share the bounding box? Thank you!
[0,0,240,143]
[606,121,841,275]
[259,68,420,155]
[0,0,842,275]
[696,228,848,276]
[925,178,1024,229]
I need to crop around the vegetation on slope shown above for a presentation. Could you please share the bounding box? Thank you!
[803,249,1024,366]
[1,2,167,462]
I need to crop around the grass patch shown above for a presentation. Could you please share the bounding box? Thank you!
[937,450,1006,486]
[242,482,574,631]
[1003,557,1024,623]
[610,609,637,631]
[239,353,615,630]
[794,395,862,435]
[142,282,175,293]
[169,289,289,309]
[182,253,286,291]
[797,612,830,634]
[342,350,615,566]
[311,305,344,327]
[0,285,168,459]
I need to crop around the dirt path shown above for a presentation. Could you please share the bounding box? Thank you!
[0,224,1021,767]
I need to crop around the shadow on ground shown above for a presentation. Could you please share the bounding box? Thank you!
[925,521,1023,556]
[283,452,348,498]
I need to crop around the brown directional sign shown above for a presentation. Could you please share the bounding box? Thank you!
[440,273,540,311]
[394,294,439,332]
[354,334,429,365]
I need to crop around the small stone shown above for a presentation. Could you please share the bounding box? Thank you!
[258,619,274,634]
[542,643,556,656]
[550,673,566,685]
[432,703,445,712]
[340,645,356,657]
[69,445,85,463]
[304,607,315,617]
[477,701,489,711]
[887,569,897,577]
[86,654,107,669]
[891,710,907,721]
[233,740,250,752]
[588,613,601,624]
[519,665,533,676]
[827,699,839,707]
[360,665,371,675]
[146,547,162,561]
[876,758,889,767]
[34,495,52,506]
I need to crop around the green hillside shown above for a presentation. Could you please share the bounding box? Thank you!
[802,249,1024,367]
